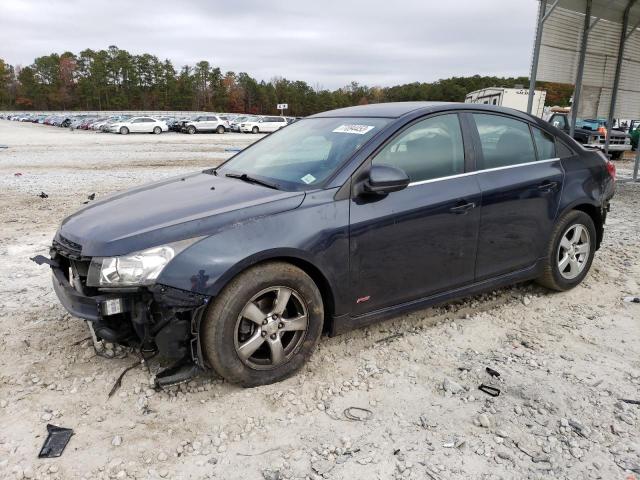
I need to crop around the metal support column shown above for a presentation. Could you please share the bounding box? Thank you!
[527,0,547,114]
[570,0,592,138]
[605,0,635,156]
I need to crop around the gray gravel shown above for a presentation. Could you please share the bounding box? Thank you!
[1,120,639,479]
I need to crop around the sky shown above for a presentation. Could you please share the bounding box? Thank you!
[0,0,539,89]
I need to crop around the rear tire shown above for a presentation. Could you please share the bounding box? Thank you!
[153,126,162,134]
[201,262,324,387]
[119,127,129,135]
[536,210,596,291]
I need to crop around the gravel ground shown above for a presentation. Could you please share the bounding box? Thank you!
[0,120,639,480]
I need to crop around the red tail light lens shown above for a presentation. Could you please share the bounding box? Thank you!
[606,160,616,180]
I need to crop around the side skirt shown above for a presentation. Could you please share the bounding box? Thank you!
[329,260,544,336]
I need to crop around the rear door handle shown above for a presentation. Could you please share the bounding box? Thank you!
[537,181,559,193]
[449,202,476,214]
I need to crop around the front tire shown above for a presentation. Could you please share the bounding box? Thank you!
[201,262,324,387]
[188,126,196,134]
[120,127,129,135]
[252,126,259,134]
[216,125,225,134]
[536,210,596,291]
[153,126,162,134]
[609,151,623,160]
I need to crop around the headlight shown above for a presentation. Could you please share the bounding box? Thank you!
[86,238,201,287]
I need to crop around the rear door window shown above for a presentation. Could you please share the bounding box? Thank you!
[372,113,465,182]
[473,114,536,169]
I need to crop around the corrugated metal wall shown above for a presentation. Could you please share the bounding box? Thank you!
[537,4,640,118]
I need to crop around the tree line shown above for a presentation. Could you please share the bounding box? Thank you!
[0,46,573,115]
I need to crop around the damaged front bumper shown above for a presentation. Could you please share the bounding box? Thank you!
[40,242,212,386]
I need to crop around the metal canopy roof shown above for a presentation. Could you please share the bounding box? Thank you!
[527,0,640,180]
[557,0,640,24]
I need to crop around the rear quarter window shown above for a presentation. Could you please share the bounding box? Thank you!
[532,128,556,160]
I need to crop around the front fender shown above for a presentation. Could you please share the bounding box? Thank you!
[156,188,351,315]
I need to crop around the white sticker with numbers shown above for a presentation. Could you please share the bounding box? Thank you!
[332,124,375,135]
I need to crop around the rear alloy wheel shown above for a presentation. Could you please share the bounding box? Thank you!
[536,210,596,291]
[119,126,129,135]
[216,125,225,134]
[188,126,196,134]
[201,262,323,386]
[153,126,162,134]
[252,126,259,134]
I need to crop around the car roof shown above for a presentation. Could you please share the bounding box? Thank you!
[308,101,538,122]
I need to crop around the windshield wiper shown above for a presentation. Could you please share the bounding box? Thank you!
[224,173,280,190]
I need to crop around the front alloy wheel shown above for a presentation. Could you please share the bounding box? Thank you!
[201,262,323,386]
[234,287,308,369]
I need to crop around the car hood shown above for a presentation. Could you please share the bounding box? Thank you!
[58,172,305,257]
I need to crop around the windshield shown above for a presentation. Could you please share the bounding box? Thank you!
[218,117,391,189]
[575,118,606,130]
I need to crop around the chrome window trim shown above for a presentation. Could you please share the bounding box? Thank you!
[408,157,561,187]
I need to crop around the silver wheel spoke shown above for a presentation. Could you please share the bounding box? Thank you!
[568,258,581,276]
[558,254,570,271]
[560,236,572,251]
[273,288,292,315]
[237,330,265,360]
[268,337,285,364]
[571,225,584,242]
[574,244,589,255]
[242,302,265,325]
[281,314,308,332]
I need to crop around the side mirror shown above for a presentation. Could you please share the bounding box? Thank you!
[360,164,410,196]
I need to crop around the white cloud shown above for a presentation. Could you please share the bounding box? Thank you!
[0,0,539,88]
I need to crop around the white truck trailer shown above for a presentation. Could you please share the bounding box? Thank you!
[464,87,547,117]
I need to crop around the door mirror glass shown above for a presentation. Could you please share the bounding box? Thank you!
[361,164,410,195]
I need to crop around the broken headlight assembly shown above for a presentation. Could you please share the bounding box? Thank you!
[86,238,200,288]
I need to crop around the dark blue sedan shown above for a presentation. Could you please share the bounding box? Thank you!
[41,102,616,386]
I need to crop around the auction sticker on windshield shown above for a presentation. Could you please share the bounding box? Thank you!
[301,174,316,184]
[332,124,375,135]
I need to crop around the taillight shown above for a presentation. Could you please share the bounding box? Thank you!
[606,160,616,180]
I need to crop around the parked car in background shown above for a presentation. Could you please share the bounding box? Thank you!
[38,102,615,388]
[548,113,632,159]
[229,116,250,132]
[109,117,168,135]
[240,115,288,133]
[183,115,228,134]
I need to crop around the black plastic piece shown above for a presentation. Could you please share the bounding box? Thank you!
[155,357,201,387]
[478,384,500,397]
[485,367,501,378]
[30,255,59,268]
[38,424,74,458]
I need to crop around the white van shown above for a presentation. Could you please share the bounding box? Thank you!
[240,116,288,134]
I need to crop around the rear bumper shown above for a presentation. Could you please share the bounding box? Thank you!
[585,143,631,152]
